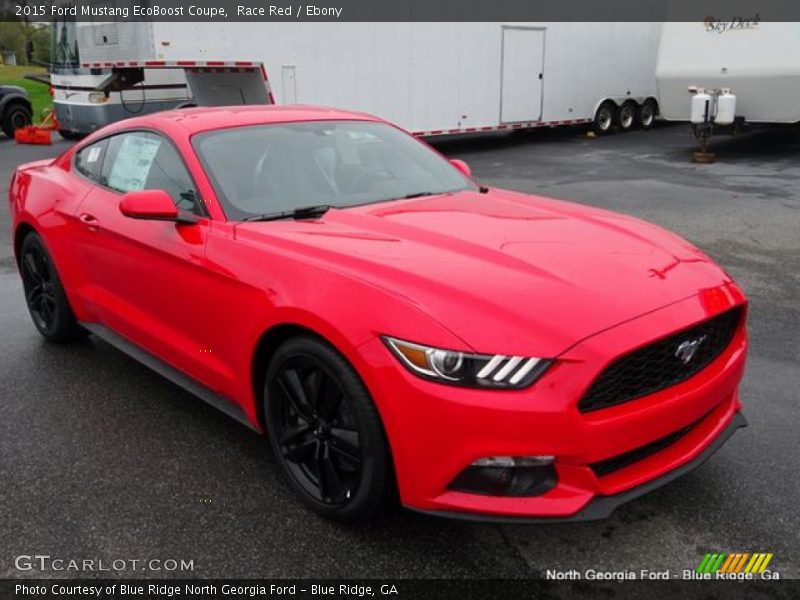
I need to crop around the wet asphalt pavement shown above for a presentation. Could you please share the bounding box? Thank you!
[1,124,798,579]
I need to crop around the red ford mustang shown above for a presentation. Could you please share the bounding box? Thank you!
[9,106,748,523]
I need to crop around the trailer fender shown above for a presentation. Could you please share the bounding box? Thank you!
[591,96,654,117]
[592,97,617,118]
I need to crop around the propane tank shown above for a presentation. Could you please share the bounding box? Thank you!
[715,89,737,125]
[690,91,713,124]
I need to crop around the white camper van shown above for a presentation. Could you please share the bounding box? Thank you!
[657,21,800,125]
[50,18,193,138]
[54,21,662,137]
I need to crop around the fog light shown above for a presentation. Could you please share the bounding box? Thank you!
[448,456,557,497]
[471,455,554,468]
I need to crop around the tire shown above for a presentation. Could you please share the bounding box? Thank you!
[58,129,86,141]
[19,232,85,343]
[618,100,638,132]
[593,101,617,134]
[639,99,658,131]
[264,335,391,523]
[2,103,32,138]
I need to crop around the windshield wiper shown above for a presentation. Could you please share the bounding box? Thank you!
[402,192,438,199]
[243,204,333,222]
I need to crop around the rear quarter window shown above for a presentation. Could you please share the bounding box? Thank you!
[74,139,108,183]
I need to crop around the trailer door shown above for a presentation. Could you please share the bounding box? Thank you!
[500,27,545,123]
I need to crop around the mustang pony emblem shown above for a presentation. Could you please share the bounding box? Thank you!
[675,335,708,364]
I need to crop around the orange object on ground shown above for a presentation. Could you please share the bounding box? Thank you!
[14,110,60,145]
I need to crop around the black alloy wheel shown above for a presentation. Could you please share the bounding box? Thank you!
[19,233,84,342]
[274,357,361,504]
[265,336,391,522]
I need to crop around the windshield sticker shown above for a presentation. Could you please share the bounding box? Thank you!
[85,146,102,163]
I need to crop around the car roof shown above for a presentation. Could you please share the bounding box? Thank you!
[106,104,384,137]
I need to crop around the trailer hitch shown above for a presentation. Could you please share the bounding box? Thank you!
[94,68,146,96]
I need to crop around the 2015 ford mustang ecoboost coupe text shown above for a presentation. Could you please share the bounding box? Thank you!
[9,106,748,523]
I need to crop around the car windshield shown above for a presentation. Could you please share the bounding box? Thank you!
[192,120,475,220]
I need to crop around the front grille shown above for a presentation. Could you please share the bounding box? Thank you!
[590,411,708,477]
[579,307,743,413]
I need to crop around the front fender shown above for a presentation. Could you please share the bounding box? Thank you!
[204,228,473,428]
[236,282,472,429]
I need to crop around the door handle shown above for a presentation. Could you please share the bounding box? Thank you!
[79,213,100,229]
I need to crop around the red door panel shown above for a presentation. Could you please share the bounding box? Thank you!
[72,187,233,393]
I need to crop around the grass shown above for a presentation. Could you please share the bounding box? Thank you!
[0,64,52,122]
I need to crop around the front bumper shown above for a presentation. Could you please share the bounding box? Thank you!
[412,411,747,523]
[358,286,748,519]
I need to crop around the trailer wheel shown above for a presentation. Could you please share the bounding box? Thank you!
[593,101,617,134]
[639,99,658,130]
[58,129,85,141]
[618,101,638,131]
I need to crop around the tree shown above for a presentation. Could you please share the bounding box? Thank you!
[0,21,25,62]
[0,20,51,66]
[29,23,52,65]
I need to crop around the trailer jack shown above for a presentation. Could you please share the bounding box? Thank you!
[691,124,716,164]
[687,87,744,164]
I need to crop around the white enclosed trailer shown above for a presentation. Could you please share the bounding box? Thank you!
[657,21,800,124]
[59,21,662,136]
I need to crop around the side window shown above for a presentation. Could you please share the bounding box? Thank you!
[101,132,202,214]
[74,139,108,183]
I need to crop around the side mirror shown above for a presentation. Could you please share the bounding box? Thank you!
[449,159,472,177]
[119,190,185,222]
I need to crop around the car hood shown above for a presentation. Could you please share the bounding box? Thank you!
[236,189,734,356]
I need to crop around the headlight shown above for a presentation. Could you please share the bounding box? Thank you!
[88,91,110,104]
[382,336,550,389]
